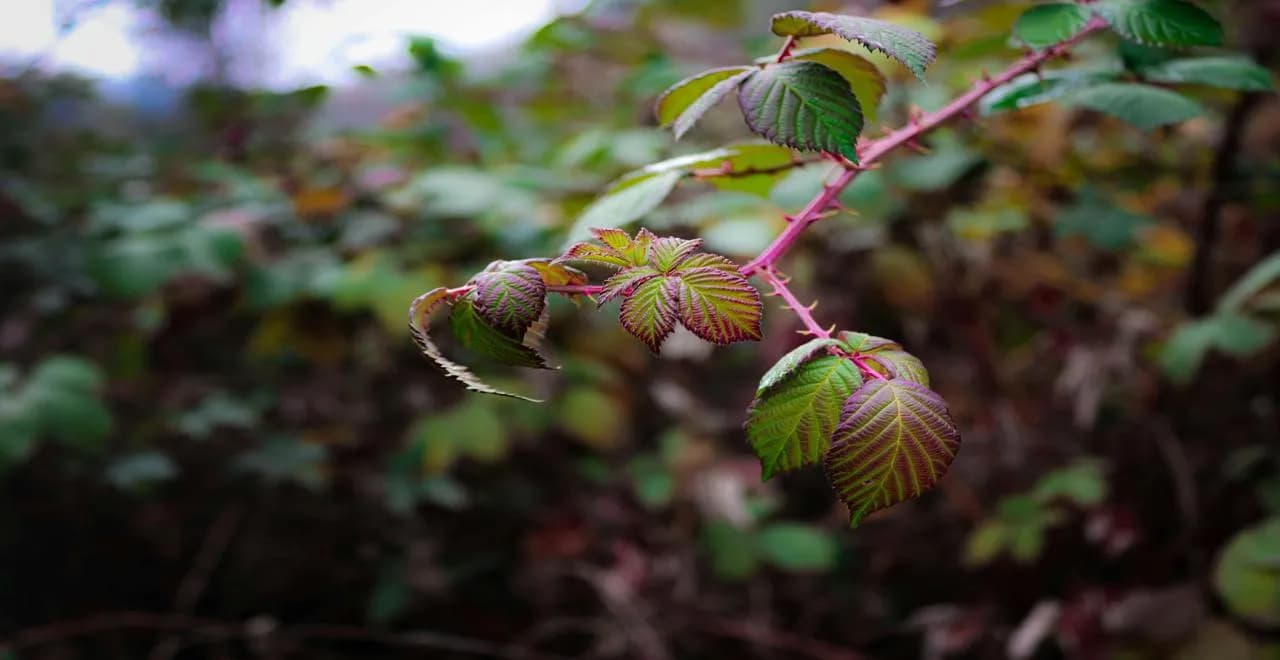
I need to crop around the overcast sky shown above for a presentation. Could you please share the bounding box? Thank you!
[0,0,574,88]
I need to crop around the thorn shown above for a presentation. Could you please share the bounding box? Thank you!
[905,139,931,155]
[797,329,814,336]
[825,323,837,335]
[783,214,797,223]
[807,300,819,311]
[763,291,780,297]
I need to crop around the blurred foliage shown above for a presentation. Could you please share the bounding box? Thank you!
[2,0,1279,658]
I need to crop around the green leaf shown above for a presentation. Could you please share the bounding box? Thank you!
[1032,459,1108,507]
[770,11,937,79]
[1014,3,1093,49]
[563,169,683,245]
[690,143,804,197]
[824,379,961,526]
[746,355,862,479]
[655,66,756,139]
[675,266,764,345]
[1141,56,1276,91]
[981,69,1119,115]
[1094,0,1223,48]
[628,455,675,510]
[701,519,759,581]
[599,265,662,304]
[450,296,551,370]
[1055,190,1153,250]
[470,261,547,339]
[1068,82,1204,130]
[1159,318,1217,384]
[650,237,703,273]
[408,288,540,402]
[1214,517,1280,625]
[756,523,838,572]
[965,521,1009,566]
[836,332,930,385]
[557,242,632,270]
[106,451,179,491]
[619,276,680,353]
[26,357,112,450]
[755,338,843,393]
[737,61,864,162]
[786,48,887,123]
[1211,313,1277,357]
[1218,252,1280,313]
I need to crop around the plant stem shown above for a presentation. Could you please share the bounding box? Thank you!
[757,266,830,337]
[738,17,1107,278]
[548,284,604,296]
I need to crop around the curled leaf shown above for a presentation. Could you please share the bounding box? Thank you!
[770,10,936,79]
[408,288,540,402]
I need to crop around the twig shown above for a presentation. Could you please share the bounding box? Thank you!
[738,17,1108,279]
[1,611,569,660]
[758,266,831,337]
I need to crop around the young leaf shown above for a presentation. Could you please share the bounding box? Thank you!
[746,355,862,479]
[656,66,756,139]
[784,48,886,123]
[408,288,539,402]
[521,259,589,287]
[677,252,739,272]
[675,266,764,345]
[593,227,634,252]
[837,331,930,385]
[737,61,864,162]
[1141,57,1276,92]
[650,237,704,272]
[470,261,547,338]
[770,11,936,79]
[1013,3,1092,49]
[824,379,961,526]
[756,337,843,393]
[1094,0,1222,48]
[563,170,683,246]
[557,241,631,270]
[1068,82,1204,130]
[619,277,680,353]
[599,266,661,304]
[449,295,551,370]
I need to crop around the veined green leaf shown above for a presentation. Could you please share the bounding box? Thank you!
[650,236,704,272]
[449,296,551,370]
[408,288,539,401]
[824,379,961,526]
[557,242,631,270]
[1094,0,1222,48]
[981,69,1120,115]
[563,170,683,246]
[785,48,886,123]
[1013,3,1092,49]
[756,337,842,393]
[746,355,862,479]
[837,331,929,385]
[737,61,864,162]
[1142,56,1275,91]
[599,266,661,304]
[770,10,936,79]
[1068,82,1204,130]
[676,266,764,345]
[656,66,756,139]
[619,277,680,353]
[470,261,547,338]
[676,252,739,272]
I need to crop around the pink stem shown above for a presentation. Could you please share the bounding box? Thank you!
[851,354,888,381]
[738,17,1107,278]
[775,35,797,63]
[757,266,830,338]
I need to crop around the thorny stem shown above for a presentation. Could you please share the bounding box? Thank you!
[738,17,1107,279]
[775,35,797,63]
[757,266,830,338]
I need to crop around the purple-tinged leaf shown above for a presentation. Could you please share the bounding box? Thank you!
[837,331,929,385]
[620,277,680,353]
[651,237,704,273]
[824,379,960,526]
[676,267,763,345]
[450,295,552,370]
[770,11,937,80]
[737,61,864,162]
[471,262,547,339]
[599,266,662,305]
[629,228,657,266]
[408,288,539,402]
[557,241,631,270]
[747,355,863,479]
[521,259,589,287]
[837,331,900,353]
[674,252,739,272]
[757,338,843,394]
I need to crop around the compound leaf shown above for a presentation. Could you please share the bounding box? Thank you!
[619,277,680,353]
[738,61,863,162]
[746,355,862,479]
[656,66,756,139]
[770,11,936,79]
[824,378,961,526]
[408,288,539,402]
[471,261,547,338]
[1013,3,1092,49]
[1068,82,1203,130]
[676,267,764,345]
[1094,0,1222,48]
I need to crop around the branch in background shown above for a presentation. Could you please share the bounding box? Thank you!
[739,17,1109,281]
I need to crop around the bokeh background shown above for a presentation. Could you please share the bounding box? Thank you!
[2,0,1279,658]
